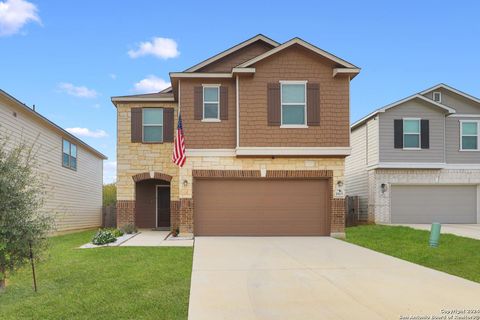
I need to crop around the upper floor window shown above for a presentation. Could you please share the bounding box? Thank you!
[460,120,479,151]
[143,108,163,142]
[203,85,220,121]
[403,119,420,149]
[433,91,442,103]
[281,81,307,126]
[62,139,77,170]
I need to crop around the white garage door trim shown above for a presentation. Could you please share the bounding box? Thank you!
[390,184,479,224]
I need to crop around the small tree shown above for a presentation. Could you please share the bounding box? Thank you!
[102,183,116,207]
[0,137,54,291]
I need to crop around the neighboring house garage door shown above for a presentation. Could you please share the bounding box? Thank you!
[391,185,477,223]
[194,179,329,236]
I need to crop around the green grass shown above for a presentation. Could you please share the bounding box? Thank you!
[346,225,480,283]
[0,230,193,320]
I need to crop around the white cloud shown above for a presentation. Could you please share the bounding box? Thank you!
[58,82,98,98]
[133,75,170,93]
[66,127,108,138]
[103,161,116,183]
[0,0,41,36]
[128,37,179,59]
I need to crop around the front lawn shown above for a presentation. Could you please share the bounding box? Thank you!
[346,225,480,283]
[0,230,193,320]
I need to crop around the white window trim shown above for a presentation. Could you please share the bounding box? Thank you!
[402,118,421,150]
[280,80,308,128]
[202,84,220,121]
[433,91,442,103]
[459,120,480,151]
[142,108,164,143]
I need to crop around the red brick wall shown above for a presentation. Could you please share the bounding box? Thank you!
[117,200,135,227]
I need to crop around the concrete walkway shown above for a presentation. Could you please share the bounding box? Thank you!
[394,224,480,240]
[120,230,193,247]
[189,237,480,320]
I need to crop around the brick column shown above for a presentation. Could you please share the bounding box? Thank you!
[330,198,346,238]
[178,198,194,236]
[117,200,135,228]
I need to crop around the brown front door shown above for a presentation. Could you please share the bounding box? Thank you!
[194,179,329,236]
[157,186,171,228]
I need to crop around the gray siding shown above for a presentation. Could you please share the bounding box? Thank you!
[378,99,446,163]
[445,116,480,163]
[0,96,103,232]
[345,124,369,219]
[366,117,379,166]
[423,88,480,114]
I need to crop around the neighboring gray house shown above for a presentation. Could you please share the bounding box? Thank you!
[0,89,107,232]
[345,84,480,224]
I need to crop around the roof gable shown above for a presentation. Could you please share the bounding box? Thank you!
[420,83,480,105]
[183,34,279,72]
[236,37,359,70]
[351,94,456,130]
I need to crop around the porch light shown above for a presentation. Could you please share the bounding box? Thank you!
[182,179,188,187]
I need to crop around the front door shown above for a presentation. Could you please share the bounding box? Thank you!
[157,186,171,228]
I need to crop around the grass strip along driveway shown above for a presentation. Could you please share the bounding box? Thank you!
[0,230,193,320]
[346,225,480,283]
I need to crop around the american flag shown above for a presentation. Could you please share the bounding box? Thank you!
[172,112,186,167]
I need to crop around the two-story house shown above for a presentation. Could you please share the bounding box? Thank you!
[112,34,360,237]
[0,89,106,232]
[346,84,480,224]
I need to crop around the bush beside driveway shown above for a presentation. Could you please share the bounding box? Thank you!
[0,230,193,320]
[346,225,480,283]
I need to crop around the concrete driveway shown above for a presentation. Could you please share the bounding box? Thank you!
[394,224,480,240]
[189,237,480,320]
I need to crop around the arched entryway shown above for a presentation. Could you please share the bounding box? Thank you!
[133,172,172,229]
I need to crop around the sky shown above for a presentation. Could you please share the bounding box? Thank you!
[1,0,480,183]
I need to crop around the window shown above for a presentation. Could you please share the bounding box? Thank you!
[460,121,479,151]
[143,108,163,142]
[62,139,77,170]
[281,81,307,126]
[403,119,421,149]
[203,86,219,120]
[433,91,442,103]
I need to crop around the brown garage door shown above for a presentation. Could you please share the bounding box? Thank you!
[194,179,329,236]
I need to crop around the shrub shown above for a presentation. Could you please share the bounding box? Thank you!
[104,228,123,238]
[102,183,116,206]
[91,229,117,245]
[120,224,137,234]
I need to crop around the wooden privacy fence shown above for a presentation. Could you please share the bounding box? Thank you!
[102,204,117,228]
[345,196,359,227]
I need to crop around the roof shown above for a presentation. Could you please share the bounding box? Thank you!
[0,89,107,160]
[419,83,480,104]
[183,34,279,72]
[351,92,457,130]
[236,37,359,71]
[111,91,174,103]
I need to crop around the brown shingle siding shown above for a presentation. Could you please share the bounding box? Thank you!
[239,45,350,147]
[180,78,236,149]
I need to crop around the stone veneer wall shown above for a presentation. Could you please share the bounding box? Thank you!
[368,169,480,223]
[116,102,346,234]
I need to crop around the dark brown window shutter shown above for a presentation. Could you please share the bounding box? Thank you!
[267,83,281,126]
[131,107,143,143]
[194,86,203,120]
[421,119,429,149]
[394,119,403,148]
[220,86,228,120]
[307,83,320,126]
[163,108,174,142]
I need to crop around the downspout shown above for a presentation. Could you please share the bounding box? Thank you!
[236,75,240,149]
